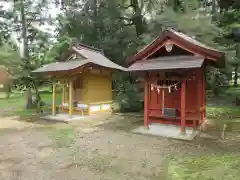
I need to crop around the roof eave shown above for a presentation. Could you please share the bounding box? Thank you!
[127,29,226,68]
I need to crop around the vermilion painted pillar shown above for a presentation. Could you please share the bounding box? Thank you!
[197,70,202,127]
[69,79,73,117]
[144,75,149,129]
[203,73,206,121]
[180,80,186,133]
[52,83,56,116]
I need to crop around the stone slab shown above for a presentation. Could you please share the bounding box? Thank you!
[132,123,199,141]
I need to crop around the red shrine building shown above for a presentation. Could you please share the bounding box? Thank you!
[127,28,225,134]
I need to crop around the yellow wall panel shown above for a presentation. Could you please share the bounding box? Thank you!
[63,70,112,105]
[85,72,112,103]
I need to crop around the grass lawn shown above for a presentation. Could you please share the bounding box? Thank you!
[0,91,61,117]
[168,154,240,180]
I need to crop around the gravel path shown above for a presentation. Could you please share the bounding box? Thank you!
[0,115,239,180]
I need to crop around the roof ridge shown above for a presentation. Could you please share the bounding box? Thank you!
[144,55,204,62]
[74,43,104,54]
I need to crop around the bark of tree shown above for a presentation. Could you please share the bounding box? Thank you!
[211,0,217,20]
[20,0,33,108]
[131,0,144,36]
[235,43,240,87]
[234,66,238,87]
[92,0,98,39]
[167,0,182,12]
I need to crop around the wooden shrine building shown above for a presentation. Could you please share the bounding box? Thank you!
[127,28,225,133]
[33,43,125,117]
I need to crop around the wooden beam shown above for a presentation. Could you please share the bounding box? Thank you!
[52,83,56,116]
[69,79,73,117]
[162,89,165,115]
[144,73,149,129]
[180,79,186,134]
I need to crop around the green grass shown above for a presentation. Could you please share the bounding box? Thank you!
[0,91,61,117]
[0,93,26,109]
[168,154,240,180]
[207,106,240,119]
[206,87,240,119]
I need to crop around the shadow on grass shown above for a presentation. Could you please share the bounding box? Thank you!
[0,107,63,126]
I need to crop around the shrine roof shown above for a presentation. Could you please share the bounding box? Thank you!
[127,56,204,71]
[127,28,225,68]
[33,44,126,73]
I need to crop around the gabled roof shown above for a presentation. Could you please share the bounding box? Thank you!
[127,55,204,71]
[127,28,225,68]
[33,44,126,73]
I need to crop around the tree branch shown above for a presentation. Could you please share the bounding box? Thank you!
[124,22,134,26]
[119,16,133,21]
[117,4,134,9]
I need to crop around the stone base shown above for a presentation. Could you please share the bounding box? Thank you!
[133,123,199,141]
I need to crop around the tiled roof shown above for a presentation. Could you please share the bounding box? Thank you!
[72,46,126,71]
[32,59,90,73]
[127,28,225,67]
[127,56,204,71]
[168,28,221,53]
[33,44,126,73]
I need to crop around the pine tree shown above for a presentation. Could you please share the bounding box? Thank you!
[0,0,54,108]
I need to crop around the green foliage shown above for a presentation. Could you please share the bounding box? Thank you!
[206,67,228,96]
[113,72,143,112]
[115,83,143,112]
[0,43,21,71]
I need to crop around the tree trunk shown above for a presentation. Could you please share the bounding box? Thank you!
[25,88,33,108]
[92,0,98,39]
[20,0,32,108]
[234,66,238,87]
[211,0,217,21]
[235,43,240,87]
[212,0,217,14]
[5,84,11,99]
[167,0,182,12]
[33,82,41,114]
[131,0,144,36]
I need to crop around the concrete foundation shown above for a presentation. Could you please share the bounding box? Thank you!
[133,123,199,140]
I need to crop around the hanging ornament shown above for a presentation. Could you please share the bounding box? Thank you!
[168,86,171,93]
[151,84,154,91]
[157,87,160,94]
[165,42,173,52]
[175,84,177,90]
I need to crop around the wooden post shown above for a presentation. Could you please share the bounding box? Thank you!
[180,80,186,134]
[162,89,165,115]
[69,79,73,117]
[62,84,65,104]
[203,73,206,121]
[144,74,149,129]
[88,104,91,116]
[196,70,202,127]
[52,82,56,116]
